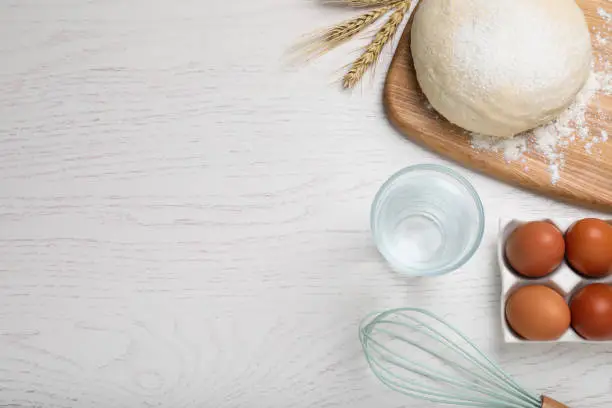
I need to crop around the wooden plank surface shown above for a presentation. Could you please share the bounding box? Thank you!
[384,0,612,211]
[1,0,612,407]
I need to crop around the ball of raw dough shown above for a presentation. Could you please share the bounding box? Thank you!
[411,0,592,138]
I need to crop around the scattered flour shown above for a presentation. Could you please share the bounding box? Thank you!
[598,7,612,23]
[470,134,528,161]
[470,11,612,185]
[549,163,561,185]
[596,32,608,45]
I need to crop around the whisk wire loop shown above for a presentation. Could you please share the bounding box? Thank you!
[396,311,538,406]
[365,324,535,407]
[360,308,542,408]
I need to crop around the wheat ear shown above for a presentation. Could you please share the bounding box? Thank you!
[296,6,392,59]
[323,0,399,7]
[343,1,409,88]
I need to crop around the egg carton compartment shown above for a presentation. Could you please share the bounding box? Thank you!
[498,218,612,344]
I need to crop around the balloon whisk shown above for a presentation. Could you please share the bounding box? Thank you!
[359,308,569,408]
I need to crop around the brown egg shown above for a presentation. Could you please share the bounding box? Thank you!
[505,285,570,341]
[505,221,565,278]
[570,284,612,341]
[566,218,612,278]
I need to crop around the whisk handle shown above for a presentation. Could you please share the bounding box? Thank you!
[541,396,570,408]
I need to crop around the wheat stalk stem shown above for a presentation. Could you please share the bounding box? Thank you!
[323,0,399,8]
[343,1,409,88]
[295,5,393,59]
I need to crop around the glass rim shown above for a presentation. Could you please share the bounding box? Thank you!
[370,164,485,277]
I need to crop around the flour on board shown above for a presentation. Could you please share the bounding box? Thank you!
[598,7,611,23]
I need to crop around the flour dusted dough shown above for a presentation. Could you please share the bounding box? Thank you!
[411,0,592,138]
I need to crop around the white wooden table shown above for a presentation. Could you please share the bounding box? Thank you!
[1,1,610,407]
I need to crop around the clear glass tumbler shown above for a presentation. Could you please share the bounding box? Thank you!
[371,164,485,276]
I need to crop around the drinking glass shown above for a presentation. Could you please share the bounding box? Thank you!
[371,164,485,276]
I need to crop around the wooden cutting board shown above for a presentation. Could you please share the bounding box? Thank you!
[384,0,612,211]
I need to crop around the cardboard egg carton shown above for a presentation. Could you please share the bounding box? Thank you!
[498,218,612,343]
